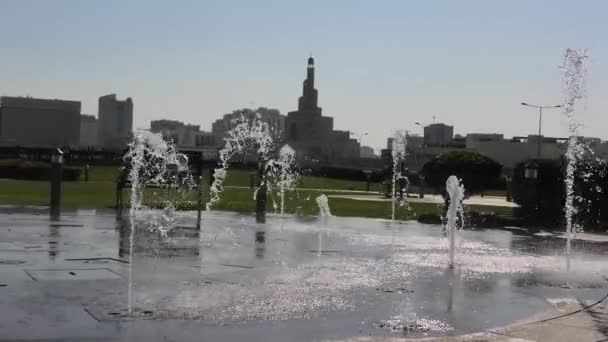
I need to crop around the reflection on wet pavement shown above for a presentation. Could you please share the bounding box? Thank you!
[0,207,607,341]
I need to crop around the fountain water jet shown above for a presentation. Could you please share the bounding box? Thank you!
[445,175,465,268]
[391,130,408,221]
[266,145,299,215]
[561,48,588,271]
[315,194,331,257]
[316,194,332,217]
[123,130,194,313]
[206,114,274,216]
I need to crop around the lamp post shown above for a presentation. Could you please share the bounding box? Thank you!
[196,154,204,230]
[351,132,369,159]
[50,148,64,219]
[521,103,561,158]
[414,122,426,153]
[524,160,540,223]
[414,122,426,198]
[255,159,267,223]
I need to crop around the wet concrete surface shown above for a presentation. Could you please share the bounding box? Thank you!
[1,207,608,341]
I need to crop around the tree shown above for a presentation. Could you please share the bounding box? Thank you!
[422,151,503,197]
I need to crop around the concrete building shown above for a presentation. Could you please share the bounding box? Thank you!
[151,119,221,159]
[98,94,133,151]
[466,134,566,171]
[399,130,567,173]
[423,123,454,147]
[0,96,80,147]
[212,107,285,143]
[285,56,360,164]
[79,114,98,147]
[385,121,608,175]
[194,131,221,160]
[150,120,201,147]
[360,145,375,158]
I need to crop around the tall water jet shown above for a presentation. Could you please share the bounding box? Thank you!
[391,130,408,220]
[561,48,588,271]
[445,175,465,268]
[123,130,193,313]
[315,194,331,257]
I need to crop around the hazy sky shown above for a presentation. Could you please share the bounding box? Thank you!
[1,0,606,150]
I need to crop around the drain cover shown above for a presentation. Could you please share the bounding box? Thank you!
[25,268,121,281]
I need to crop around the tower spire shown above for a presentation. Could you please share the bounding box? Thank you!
[299,56,318,111]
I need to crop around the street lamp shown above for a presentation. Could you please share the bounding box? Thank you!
[350,132,368,145]
[524,160,539,180]
[414,121,426,158]
[521,102,562,158]
[414,122,426,198]
[524,160,540,223]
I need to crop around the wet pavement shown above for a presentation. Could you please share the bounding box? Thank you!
[1,207,608,341]
[327,194,518,208]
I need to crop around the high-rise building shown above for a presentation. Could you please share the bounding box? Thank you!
[98,94,133,150]
[79,114,98,147]
[0,96,80,147]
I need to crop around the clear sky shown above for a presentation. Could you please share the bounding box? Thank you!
[1,0,606,151]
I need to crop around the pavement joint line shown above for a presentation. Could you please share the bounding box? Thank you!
[83,307,101,322]
[217,263,255,269]
[49,224,84,227]
[64,257,130,264]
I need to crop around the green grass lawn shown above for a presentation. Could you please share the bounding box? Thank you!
[72,166,385,191]
[0,179,511,222]
[0,166,512,221]
[222,168,385,191]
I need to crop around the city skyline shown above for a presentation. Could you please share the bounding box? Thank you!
[1,0,607,151]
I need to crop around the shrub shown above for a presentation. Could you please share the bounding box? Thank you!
[422,151,503,197]
[0,159,81,181]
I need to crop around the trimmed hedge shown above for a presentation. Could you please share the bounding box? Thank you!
[512,158,608,231]
[511,159,564,228]
[422,151,503,196]
[0,159,81,181]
